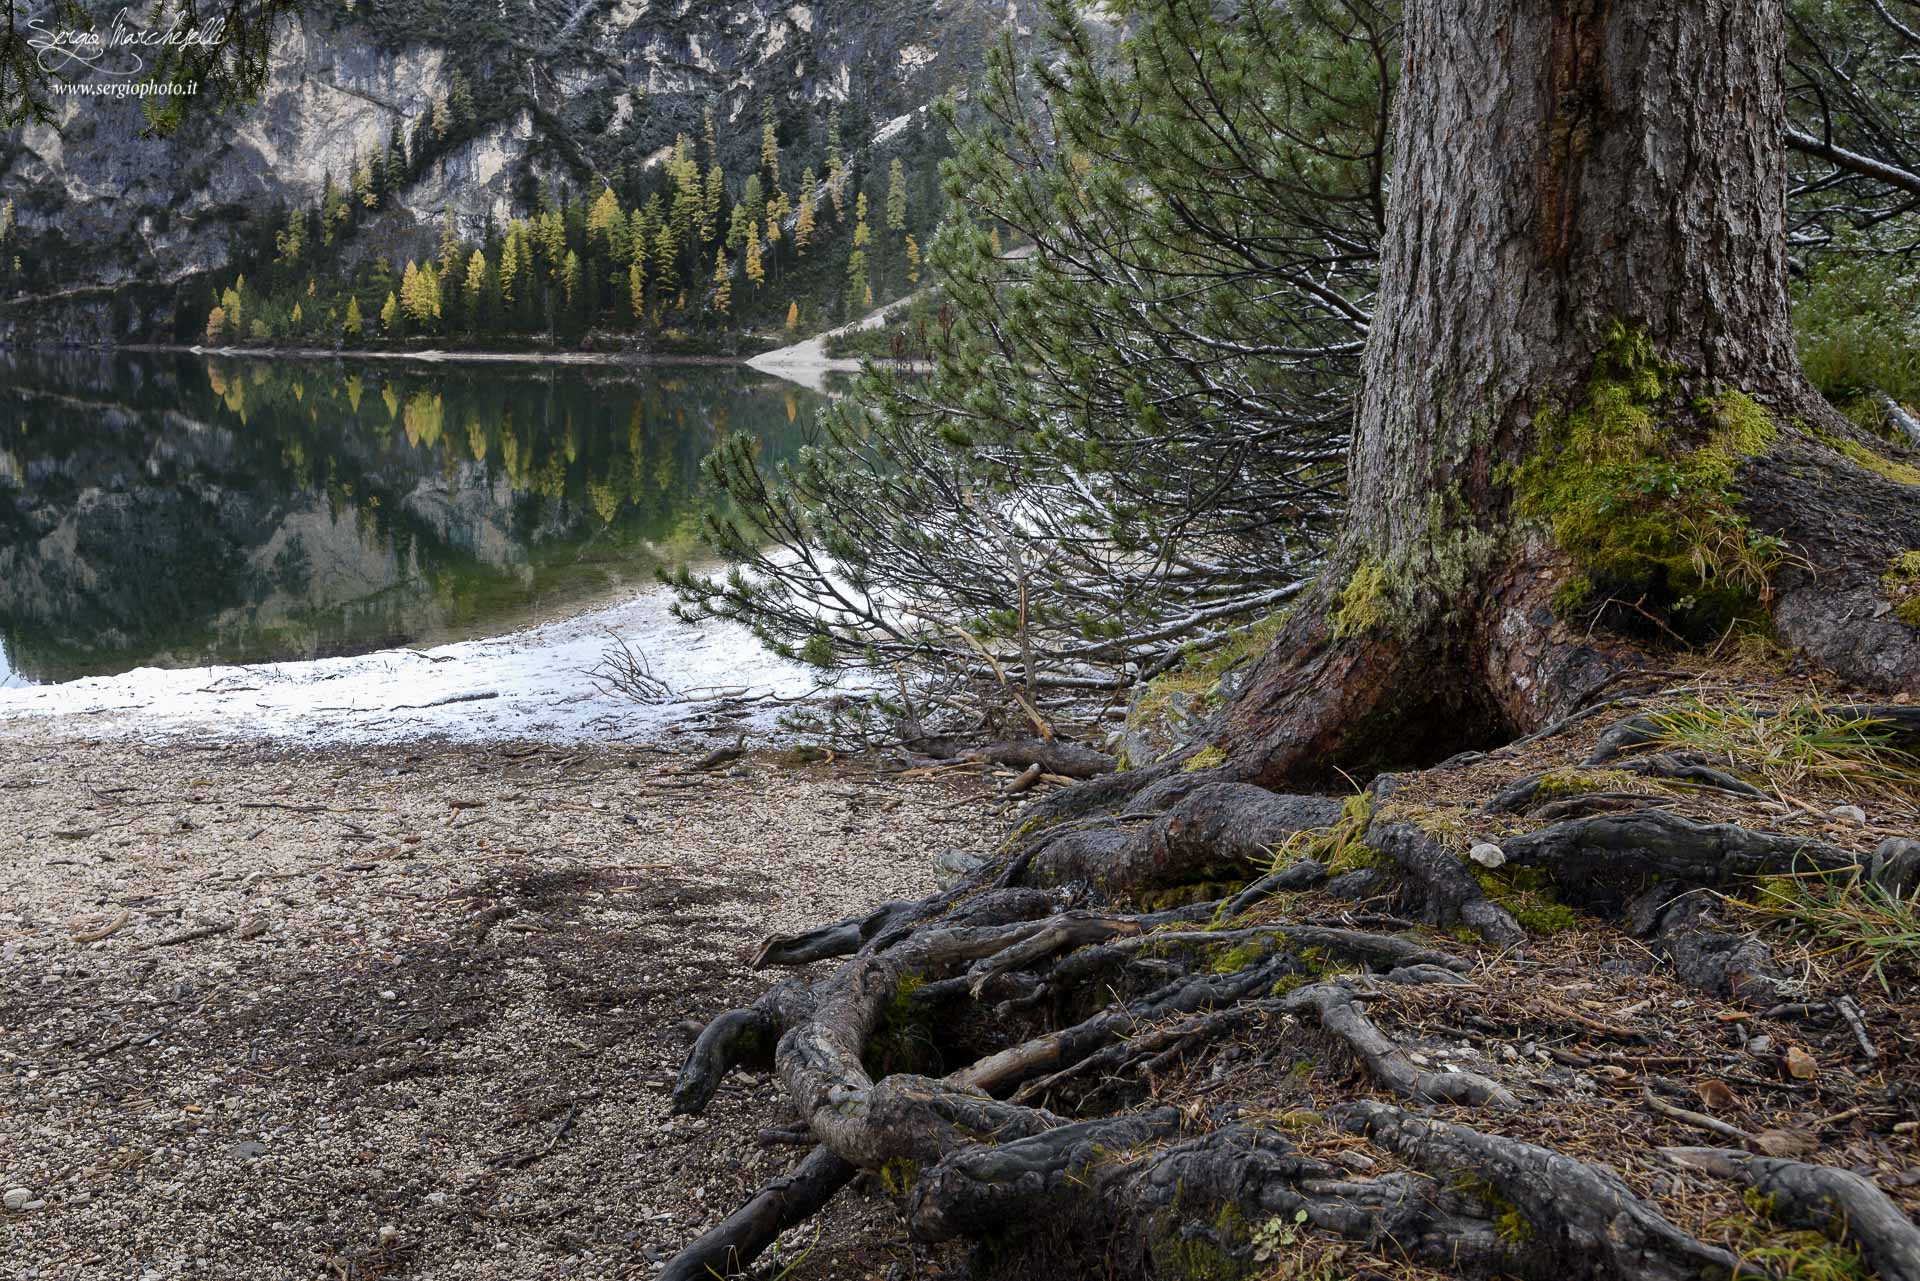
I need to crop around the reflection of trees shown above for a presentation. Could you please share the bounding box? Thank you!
[0,351,815,681]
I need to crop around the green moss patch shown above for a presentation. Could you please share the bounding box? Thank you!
[1512,325,1784,626]
[1470,865,1579,935]
[1824,432,1920,485]
[1884,550,1920,626]
[1329,559,1388,640]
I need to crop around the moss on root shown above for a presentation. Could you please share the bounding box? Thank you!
[1883,550,1920,626]
[1126,611,1292,759]
[1511,325,1784,627]
[1184,745,1228,773]
[1469,865,1579,935]
[1530,767,1641,801]
[1822,431,1920,486]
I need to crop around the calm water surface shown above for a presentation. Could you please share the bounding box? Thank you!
[0,351,822,686]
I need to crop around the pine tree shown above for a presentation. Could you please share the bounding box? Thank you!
[344,294,363,339]
[385,119,408,188]
[711,246,731,316]
[291,301,303,330]
[852,192,871,249]
[275,205,305,263]
[905,234,921,285]
[562,250,582,305]
[205,305,227,342]
[702,165,723,243]
[652,222,679,304]
[825,108,846,219]
[354,152,377,210]
[846,247,868,315]
[448,71,473,132]
[745,222,764,289]
[322,173,350,243]
[728,204,750,252]
[432,97,450,141]
[795,169,816,254]
[886,158,907,232]
[381,291,399,334]
[761,100,780,188]
[765,189,788,246]
[465,249,486,321]
[703,105,717,170]
[438,212,462,277]
[629,258,646,321]
[785,299,799,332]
[588,186,623,246]
[500,226,521,305]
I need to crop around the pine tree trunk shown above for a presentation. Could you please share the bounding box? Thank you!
[1219,0,1920,787]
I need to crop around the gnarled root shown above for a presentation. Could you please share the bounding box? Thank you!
[907,1104,1752,1281]
[1285,982,1518,1107]
[1664,1147,1920,1281]
[655,1145,855,1281]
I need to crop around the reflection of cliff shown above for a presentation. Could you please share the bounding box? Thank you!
[0,351,814,682]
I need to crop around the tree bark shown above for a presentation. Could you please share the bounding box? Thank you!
[1218,0,1919,788]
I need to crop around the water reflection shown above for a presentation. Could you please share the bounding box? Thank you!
[0,350,819,684]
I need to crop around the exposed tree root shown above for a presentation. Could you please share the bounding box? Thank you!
[1286,982,1518,1107]
[655,1145,854,1281]
[1664,1147,1920,1281]
[660,690,1916,1281]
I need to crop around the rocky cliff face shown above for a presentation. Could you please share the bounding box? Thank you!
[0,0,1041,343]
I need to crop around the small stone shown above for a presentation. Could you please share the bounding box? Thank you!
[1831,804,1868,826]
[378,990,398,1002]
[1784,1045,1819,1080]
[378,1225,398,1242]
[1468,843,1506,869]
[1746,1034,1773,1055]
[3,1188,30,1212]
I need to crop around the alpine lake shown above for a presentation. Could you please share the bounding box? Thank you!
[0,349,826,688]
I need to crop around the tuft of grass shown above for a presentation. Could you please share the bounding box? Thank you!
[1645,696,1920,800]
[1737,869,1920,993]
[1711,1189,1872,1281]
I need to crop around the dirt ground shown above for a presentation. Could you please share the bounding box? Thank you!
[0,722,1001,1281]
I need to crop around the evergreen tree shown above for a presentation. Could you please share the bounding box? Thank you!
[205,305,227,342]
[795,169,816,254]
[727,204,750,252]
[275,205,305,263]
[652,222,679,305]
[761,100,780,188]
[588,186,623,246]
[344,294,363,339]
[852,192,871,248]
[825,108,846,219]
[711,246,731,315]
[904,234,921,285]
[745,222,764,290]
[448,71,473,132]
[845,247,868,315]
[886,158,907,232]
[385,119,407,188]
[321,173,349,244]
[703,165,723,243]
[465,249,487,324]
[562,250,582,305]
[437,212,462,278]
[629,258,646,321]
[381,290,399,335]
[500,226,521,307]
[432,97,450,142]
[785,299,799,332]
